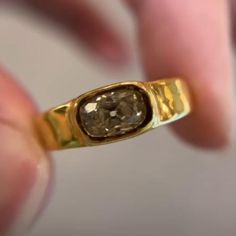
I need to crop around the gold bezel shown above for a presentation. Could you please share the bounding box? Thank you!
[68,81,160,147]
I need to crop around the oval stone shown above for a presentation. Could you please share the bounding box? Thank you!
[78,88,148,138]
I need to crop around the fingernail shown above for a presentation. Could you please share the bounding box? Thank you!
[0,125,51,236]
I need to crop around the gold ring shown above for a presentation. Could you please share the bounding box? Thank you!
[36,78,191,150]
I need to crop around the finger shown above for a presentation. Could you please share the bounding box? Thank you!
[15,0,130,64]
[127,0,234,148]
[0,68,51,235]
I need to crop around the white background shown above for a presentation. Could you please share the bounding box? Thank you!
[0,1,236,236]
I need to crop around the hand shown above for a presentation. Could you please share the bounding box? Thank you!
[0,0,235,234]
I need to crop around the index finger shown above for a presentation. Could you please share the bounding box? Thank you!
[127,0,234,148]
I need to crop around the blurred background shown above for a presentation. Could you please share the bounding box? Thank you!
[0,1,236,236]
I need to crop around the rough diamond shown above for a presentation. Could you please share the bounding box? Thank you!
[78,88,147,138]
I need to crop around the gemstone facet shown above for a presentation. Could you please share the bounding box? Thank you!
[78,87,148,138]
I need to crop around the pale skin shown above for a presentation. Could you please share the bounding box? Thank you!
[0,0,235,234]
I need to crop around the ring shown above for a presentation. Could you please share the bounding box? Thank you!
[36,78,191,150]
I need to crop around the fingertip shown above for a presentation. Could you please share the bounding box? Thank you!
[171,116,232,150]
[0,68,52,235]
[130,0,234,148]
[22,0,132,66]
[0,125,51,235]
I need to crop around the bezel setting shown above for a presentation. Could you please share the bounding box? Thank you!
[69,81,157,146]
[77,85,153,140]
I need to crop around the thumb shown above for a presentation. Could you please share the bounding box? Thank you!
[0,68,52,235]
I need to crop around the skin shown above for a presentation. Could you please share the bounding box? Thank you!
[0,0,235,234]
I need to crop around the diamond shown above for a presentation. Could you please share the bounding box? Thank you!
[78,87,149,138]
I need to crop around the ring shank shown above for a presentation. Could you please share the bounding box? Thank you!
[149,79,191,126]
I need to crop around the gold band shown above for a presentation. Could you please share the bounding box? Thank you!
[36,78,191,150]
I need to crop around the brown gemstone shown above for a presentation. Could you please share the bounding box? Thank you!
[78,88,148,138]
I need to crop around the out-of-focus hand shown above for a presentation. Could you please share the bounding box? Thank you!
[0,0,235,235]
